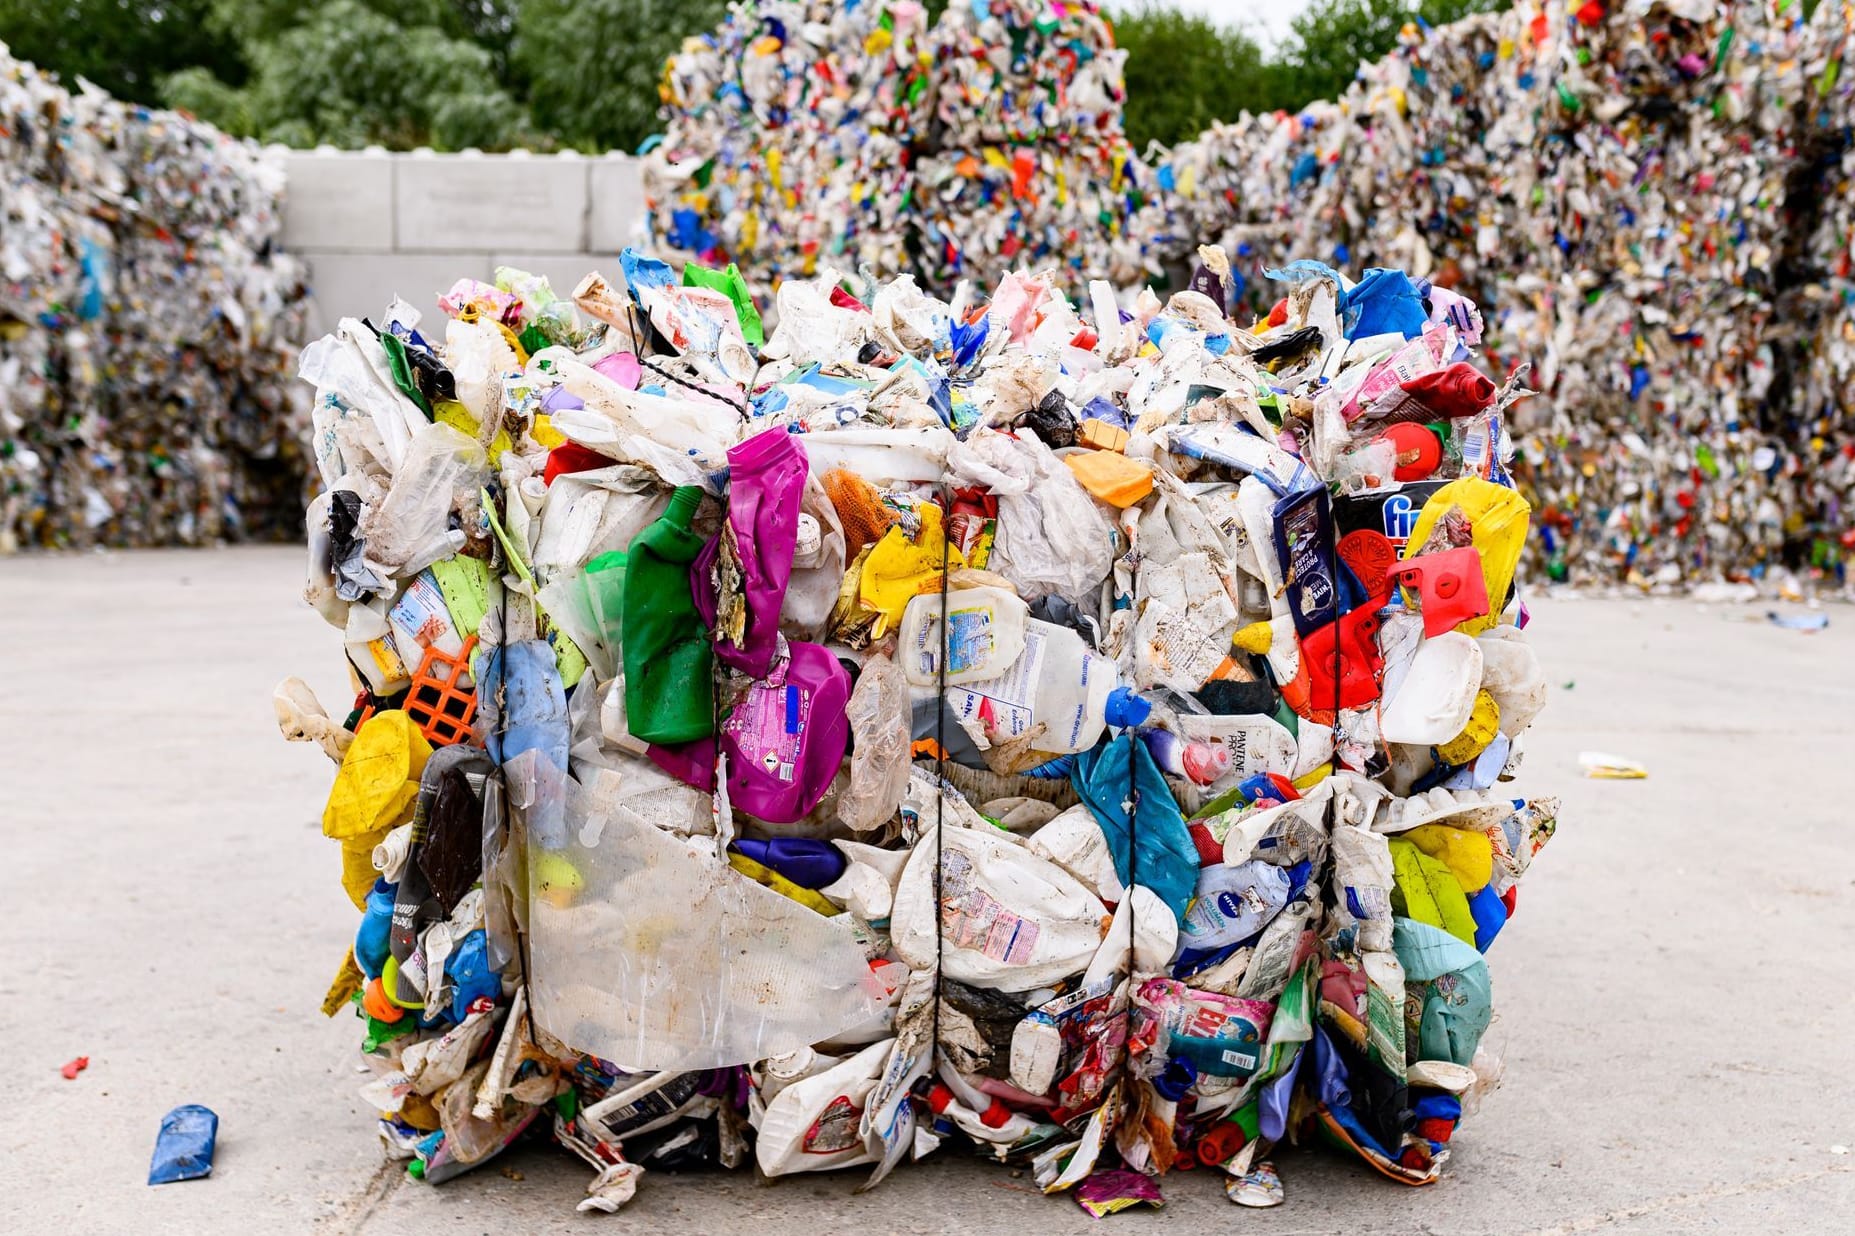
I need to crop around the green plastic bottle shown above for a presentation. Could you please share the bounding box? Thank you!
[584,549,628,652]
[621,486,714,744]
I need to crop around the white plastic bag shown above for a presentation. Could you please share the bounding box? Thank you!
[891,810,1106,990]
[360,421,485,580]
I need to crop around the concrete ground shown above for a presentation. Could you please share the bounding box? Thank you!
[3,546,1853,1234]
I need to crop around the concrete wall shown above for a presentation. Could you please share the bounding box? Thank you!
[281,148,647,336]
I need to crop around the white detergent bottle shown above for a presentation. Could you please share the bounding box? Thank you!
[754,1037,893,1176]
[898,586,1029,687]
[942,618,1122,755]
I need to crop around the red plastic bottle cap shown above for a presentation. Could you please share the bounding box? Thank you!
[1195,1121,1247,1166]
[1268,298,1289,328]
[980,1100,1012,1129]
[1416,1117,1457,1143]
[1377,422,1443,482]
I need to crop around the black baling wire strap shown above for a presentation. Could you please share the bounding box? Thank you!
[624,303,752,421]
[932,481,950,1061]
[1329,483,1342,814]
[1124,589,1138,1104]
[500,487,538,1047]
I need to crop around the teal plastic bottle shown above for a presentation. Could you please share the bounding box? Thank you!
[621,486,714,743]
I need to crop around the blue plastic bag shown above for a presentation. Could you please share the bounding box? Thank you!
[148,1104,218,1185]
[1070,733,1198,922]
[1340,268,1428,340]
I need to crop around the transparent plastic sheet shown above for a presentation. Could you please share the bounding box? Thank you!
[527,784,888,1071]
[837,650,913,834]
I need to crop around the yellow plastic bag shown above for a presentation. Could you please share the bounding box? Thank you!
[340,832,388,909]
[856,503,967,639]
[322,710,431,842]
[1400,824,1494,896]
[1402,478,1530,636]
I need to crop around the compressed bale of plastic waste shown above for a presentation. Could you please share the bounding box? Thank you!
[281,243,1563,1210]
[644,0,1164,298]
[0,47,309,552]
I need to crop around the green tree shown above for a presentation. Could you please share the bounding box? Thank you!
[160,0,529,150]
[0,0,246,105]
[1111,3,1281,150]
[512,0,727,154]
[1278,0,1507,107]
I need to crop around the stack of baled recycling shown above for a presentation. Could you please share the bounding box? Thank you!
[1786,0,1855,579]
[0,45,309,551]
[649,0,1852,588]
[284,247,1558,1214]
[644,0,1158,296]
[1153,0,1838,588]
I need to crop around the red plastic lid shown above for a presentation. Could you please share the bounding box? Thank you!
[1298,603,1384,712]
[1338,529,1397,599]
[1377,422,1443,481]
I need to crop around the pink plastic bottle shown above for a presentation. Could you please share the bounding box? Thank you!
[723,642,850,824]
[647,642,852,826]
[693,427,807,679]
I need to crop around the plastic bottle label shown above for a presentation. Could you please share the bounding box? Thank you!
[802,1094,863,1154]
[725,682,811,783]
[942,850,1043,964]
[945,887,1041,964]
[945,628,1047,738]
[388,572,463,658]
[942,605,997,675]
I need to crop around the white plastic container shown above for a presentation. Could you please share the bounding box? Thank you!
[942,618,1119,754]
[1476,625,1547,737]
[899,586,1029,687]
[754,1038,892,1176]
[1175,860,1294,953]
[1381,632,1483,746]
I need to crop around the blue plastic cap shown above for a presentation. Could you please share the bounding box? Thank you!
[1103,687,1151,729]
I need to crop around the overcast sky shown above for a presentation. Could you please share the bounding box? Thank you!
[1149,0,1318,49]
